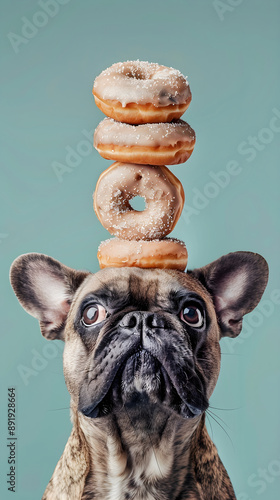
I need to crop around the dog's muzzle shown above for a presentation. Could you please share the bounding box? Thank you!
[78,311,209,419]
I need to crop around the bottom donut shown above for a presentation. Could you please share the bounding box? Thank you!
[97,238,188,271]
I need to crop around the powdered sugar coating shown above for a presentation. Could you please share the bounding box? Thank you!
[94,118,195,148]
[93,61,191,107]
[93,163,185,240]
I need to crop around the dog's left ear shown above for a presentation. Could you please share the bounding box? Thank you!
[10,253,89,340]
[190,251,269,338]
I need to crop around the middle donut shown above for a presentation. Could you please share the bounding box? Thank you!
[94,118,196,166]
[94,162,185,240]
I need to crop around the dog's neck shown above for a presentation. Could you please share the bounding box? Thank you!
[77,404,202,500]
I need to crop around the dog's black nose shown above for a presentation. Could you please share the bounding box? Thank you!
[119,311,166,332]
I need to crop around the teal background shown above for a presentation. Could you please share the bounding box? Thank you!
[1,0,280,498]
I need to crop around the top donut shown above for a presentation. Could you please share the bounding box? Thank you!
[92,60,192,124]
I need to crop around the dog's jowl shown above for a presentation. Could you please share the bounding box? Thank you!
[10,251,268,500]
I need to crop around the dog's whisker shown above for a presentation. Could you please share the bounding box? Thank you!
[207,409,231,429]
[209,405,241,411]
[220,352,240,356]
[206,411,235,450]
[205,414,214,440]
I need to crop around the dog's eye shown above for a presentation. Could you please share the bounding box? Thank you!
[81,304,107,326]
[180,304,204,328]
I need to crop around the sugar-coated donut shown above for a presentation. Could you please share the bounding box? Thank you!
[97,238,188,271]
[94,118,195,166]
[94,162,185,240]
[93,61,192,124]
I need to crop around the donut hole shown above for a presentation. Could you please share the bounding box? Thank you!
[130,195,146,212]
[127,69,145,80]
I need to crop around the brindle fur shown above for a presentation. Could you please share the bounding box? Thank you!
[10,252,268,499]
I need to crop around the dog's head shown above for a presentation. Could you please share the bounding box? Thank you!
[10,252,268,423]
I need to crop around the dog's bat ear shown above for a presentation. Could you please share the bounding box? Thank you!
[189,251,269,338]
[10,253,89,340]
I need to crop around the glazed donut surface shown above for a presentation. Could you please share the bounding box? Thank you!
[94,162,185,240]
[93,61,192,124]
[98,238,188,271]
[94,118,196,166]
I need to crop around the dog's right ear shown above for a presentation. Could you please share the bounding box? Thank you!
[10,253,89,340]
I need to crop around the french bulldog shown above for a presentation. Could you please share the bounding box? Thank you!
[10,251,268,499]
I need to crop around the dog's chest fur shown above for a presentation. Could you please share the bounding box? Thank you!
[83,448,175,500]
[80,416,201,500]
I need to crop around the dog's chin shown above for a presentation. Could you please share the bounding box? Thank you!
[80,349,207,420]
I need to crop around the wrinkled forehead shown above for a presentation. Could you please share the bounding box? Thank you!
[72,267,210,311]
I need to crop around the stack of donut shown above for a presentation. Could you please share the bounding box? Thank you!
[92,61,195,271]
